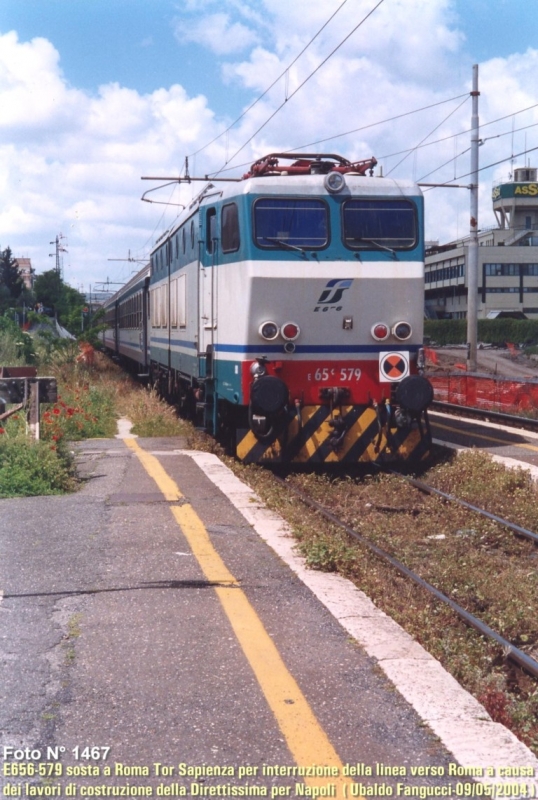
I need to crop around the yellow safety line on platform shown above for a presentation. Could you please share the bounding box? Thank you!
[124,438,351,792]
[433,420,538,453]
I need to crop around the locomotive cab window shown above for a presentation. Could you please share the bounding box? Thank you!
[206,208,217,254]
[254,198,328,250]
[343,199,417,251]
[221,203,240,253]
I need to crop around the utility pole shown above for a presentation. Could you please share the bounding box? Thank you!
[49,234,68,279]
[467,64,480,372]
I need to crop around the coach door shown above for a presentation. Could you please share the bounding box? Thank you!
[198,206,218,365]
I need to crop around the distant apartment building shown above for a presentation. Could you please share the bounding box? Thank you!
[425,167,538,319]
[14,257,35,291]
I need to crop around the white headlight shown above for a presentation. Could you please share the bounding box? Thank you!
[392,321,412,341]
[259,321,279,341]
[324,172,346,193]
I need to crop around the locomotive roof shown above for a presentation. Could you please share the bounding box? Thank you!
[146,152,423,254]
[220,173,421,198]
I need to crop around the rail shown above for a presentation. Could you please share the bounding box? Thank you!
[274,475,538,680]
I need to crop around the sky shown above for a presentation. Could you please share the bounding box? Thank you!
[1,0,538,294]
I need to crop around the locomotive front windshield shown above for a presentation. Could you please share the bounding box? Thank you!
[254,198,328,249]
[343,199,417,251]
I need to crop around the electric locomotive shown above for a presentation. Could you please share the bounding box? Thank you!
[106,152,433,464]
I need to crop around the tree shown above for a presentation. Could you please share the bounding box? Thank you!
[0,247,24,310]
[33,269,86,334]
[33,269,64,313]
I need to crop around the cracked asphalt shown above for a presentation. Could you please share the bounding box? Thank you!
[1,437,457,793]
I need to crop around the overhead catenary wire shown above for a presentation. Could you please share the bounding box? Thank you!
[421,143,538,191]
[213,92,469,176]
[210,0,386,177]
[385,94,470,177]
[212,97,538,181]
[187,0,350,161]
[413,118,538,184]
[136,181,182,254]
[380,117,538,163]
[417,146,471,183]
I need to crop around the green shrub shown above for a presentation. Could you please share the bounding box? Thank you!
[0,315,37,364]
[425,318,538,346]
[424,320,466,345]
[0,436,76,497]
[41,384,117,443]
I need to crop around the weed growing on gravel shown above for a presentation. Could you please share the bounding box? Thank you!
[235,451,538,754]
[117,386,189,438]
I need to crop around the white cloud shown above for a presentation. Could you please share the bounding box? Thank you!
[174,12,259,55]
[0,30,219,286]
[1,0,538,290]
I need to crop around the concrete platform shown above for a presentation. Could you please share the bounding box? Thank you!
[1,432,537,799]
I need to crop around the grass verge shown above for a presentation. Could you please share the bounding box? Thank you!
[0,352,192,497]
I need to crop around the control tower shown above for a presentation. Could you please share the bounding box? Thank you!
[492,167,538,245]
[425,166,538,319]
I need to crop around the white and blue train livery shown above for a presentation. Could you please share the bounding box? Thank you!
[104,152,433,464]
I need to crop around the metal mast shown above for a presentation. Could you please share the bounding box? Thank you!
[49,234,68,279]
[467,65,480,371]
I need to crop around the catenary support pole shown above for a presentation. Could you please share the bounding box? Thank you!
[467,64,480,371]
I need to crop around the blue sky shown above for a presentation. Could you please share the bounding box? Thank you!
[0,0,246,112]
[1,0,538,289]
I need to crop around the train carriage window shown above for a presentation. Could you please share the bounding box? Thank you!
[254,198,328,249]
[182,227,186,254]
[221,203,240,253]
[191,219,195,250]
[170,278,178,328]
[343,199,417,250]
[161,284,168,327]
[150,289,158,327]
[178,273,187,328]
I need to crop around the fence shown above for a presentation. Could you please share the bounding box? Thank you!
[428,372,538,413]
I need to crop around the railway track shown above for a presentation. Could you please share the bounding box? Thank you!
[431,400,538,431]
[271,467,538,680]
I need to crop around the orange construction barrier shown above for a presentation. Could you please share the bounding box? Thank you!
[429,372,538,414]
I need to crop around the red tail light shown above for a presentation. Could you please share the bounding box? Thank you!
[281,322,300,341]
[371,322,389,341]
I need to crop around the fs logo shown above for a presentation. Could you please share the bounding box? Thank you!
[314,279,353,312]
